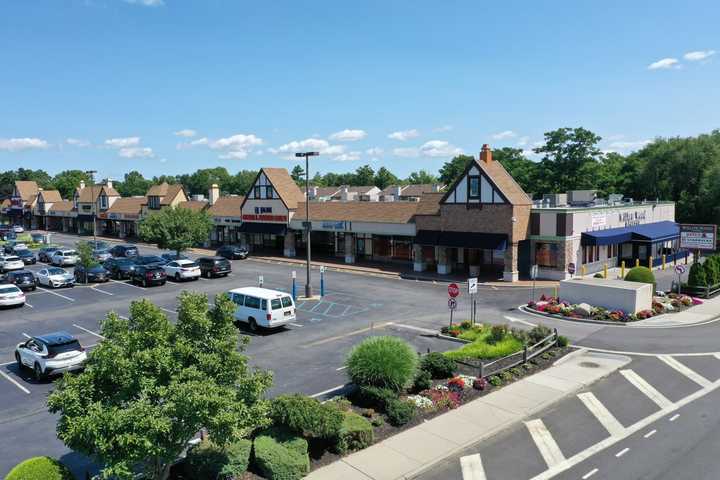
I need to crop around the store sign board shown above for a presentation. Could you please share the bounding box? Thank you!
[680,224,717,251]
[241,214,288,222]
[321,221,346,230]
[591,213,606,229]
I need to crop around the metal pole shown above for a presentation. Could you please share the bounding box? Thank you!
[305,154,312,298]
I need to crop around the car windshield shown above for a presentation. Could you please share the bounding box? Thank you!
[46,340,82,356]
[48,268,65,275]
[64,251,78,256]
[18,251,32,256]
[95,249,109,254]
[180,261,198,268]
[0,286,20,294]
[139,256,165,264]
[89,265,106,272]
[116,259,134,266]
[6,257,20,262]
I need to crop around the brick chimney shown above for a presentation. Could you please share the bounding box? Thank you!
[79,180,86,190]
[208,184,220,206]
[480,144,493,163]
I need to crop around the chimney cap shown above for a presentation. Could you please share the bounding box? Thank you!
[211,184,219,188]
[480,144,493,163]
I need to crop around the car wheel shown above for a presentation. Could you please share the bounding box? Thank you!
[142,279,147,288]
[34,363,44,380]
[249,318,258,332]
[15,352,23,370]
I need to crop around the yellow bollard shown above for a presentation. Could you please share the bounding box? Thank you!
[603,263,608,279]
[635,258,640,268]
[553,286,558,299]
[649,256,653,269]
[662,255,666,270]
[581,265,586,278]
[621,260,625,279]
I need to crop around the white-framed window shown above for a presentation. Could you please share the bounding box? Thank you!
[100,195,108,209]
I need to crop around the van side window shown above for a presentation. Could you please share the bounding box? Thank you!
[281,297,293,308]
[232,293,245,306]
[261,299,267,310]
[271,299,282,310]
[245,296,260,309]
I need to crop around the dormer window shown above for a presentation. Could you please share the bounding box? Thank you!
[148,196,160,209]
[254,186,261,199]
[469,176,480,198]
[265,186,274,198]
[100,194,108,210]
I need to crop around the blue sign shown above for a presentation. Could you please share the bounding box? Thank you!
[321,221,345,230]
[254,206,272,214]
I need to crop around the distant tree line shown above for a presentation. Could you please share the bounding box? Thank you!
[3,128,720,224]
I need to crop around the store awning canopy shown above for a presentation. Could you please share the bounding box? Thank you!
[437,231,508,250]
[581,221,679,246]
[238,222,287,235]
[414,230,442,246]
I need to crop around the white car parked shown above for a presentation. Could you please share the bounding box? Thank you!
[15,332,87,380]
[227,287,296,331]
[51,249,79,266]
[0,255,25,272]
[12,225,24,233]
[36,267,75,288]
[0,285,25,307]
[163,259,201,281]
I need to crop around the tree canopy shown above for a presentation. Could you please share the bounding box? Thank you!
[438,154,474,185]
[138,206,214,256]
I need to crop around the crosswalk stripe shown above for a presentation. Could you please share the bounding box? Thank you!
[577,392,625,437]
[658,356,712,388]
[525,419,566,468]
[460,453,487,480]
[620,369,673,409]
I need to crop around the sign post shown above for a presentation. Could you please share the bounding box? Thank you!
[258,275,264,288]
[468,278,478,325]
[530,264,539,303]
[568,262,576,278]
[674,264,686,295]
[447,297,457,327]
[291,271,297,300]
[320,266,326,297]
[447,283,459,326]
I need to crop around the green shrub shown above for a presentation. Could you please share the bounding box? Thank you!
[509,367,522,377]
[412,369,433,392]
[270,394,344,440]
[488,324,508,344]
[184,439,252,480]
[352,385,398,411]
[624,266,656,286]
[386,398,416,426]
[593,272,605,278]
[528,324,553,345]
[420,352,456,379]
[326,396,352,412]
[253,428,310,480]
[705,256,720,285]
[335,412,374,454]
[444,335,523,360]
[346,336,419,391]
[370,415,384,427]
[557,335,569,347]
[510,327,529,344]
[488,375,502,386]
[6,456,74,480]
[500,371,513,382]
[688,262,708,287]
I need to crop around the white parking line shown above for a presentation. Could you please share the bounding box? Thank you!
[160,307,178,314]
[658,355,712,388]
[73,324,105,339]
[392,323,438,335]
[504,315,537,327]
[582,468,598,479]
[309,384,347,398]
[577,392,625,437]
[669,413,680,422]
[91,287,114,296]
[525,419,566,468]
[615,447,629,458]
[23,302,33,308]
[108,278,145,290]
[620,369,673,409]
[0,369,30,394]
[37,287,75,302]
[21,333,30,338]
[643,429,657,438]
[289,323,303,328]
[335,365,348,371]
[460,453,487,480]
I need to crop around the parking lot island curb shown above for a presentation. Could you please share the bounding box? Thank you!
[304,350,631,480]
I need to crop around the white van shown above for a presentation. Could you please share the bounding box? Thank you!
[227,287,296,331]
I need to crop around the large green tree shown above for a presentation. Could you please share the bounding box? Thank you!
[290,165,305,184]
[438,154,474,185]
[138,206,213,257]
[493,148,538,195]
[52,170,92,199]
[117,170,152,197]
[353,165,375,186]
[406,170,438,185]
[533,127,603,193]
[373,167,399,190]
[48,292,272,480]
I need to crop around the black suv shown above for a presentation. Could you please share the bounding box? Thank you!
[4,270,37,291]
[130,265,167,287]
[103,257,137,279]
[109,244,139,258]
[216,245,249,260]
[197,257,232,278]
[16,250,36,265]
[74,264,110,283]
[134,255,167,267]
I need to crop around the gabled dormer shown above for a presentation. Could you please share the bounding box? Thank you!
[241,168,304,223]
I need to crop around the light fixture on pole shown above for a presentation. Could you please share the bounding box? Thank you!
[85,170,97,245]
[295,151,319,298]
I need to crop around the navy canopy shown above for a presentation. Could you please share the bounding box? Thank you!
[581,221,679,246]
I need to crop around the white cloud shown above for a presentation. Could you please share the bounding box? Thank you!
[516,136,529,147]
[105,137,140,148]
[433,125,453,133]
[419,140,463,157]
[608,140,651,151]
[329,129,367,142]
[392,147,419,158]
[176,137,209,150]
[684,50,716,61]
[0,137,49,152]
[219,151,249,160]
[491,130,517,140]
[388,129,420,141]
[208,133,263,159]
[365,147,383,156]
[119,147,154,158]
[272,138,345,156]
[124,0,164,6]
[173,129,197,138]
[334,151,361,162]
[648,58,679,70]
[66,138,90,147]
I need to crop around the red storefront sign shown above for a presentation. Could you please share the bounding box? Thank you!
[241,214,287,222]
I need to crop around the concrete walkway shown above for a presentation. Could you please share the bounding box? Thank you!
[306,350,630,480]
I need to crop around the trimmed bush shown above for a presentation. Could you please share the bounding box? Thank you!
[593,272,605,278]
[705,256,720,285]
[557,335,569,347]
[184,439,252,480]
[335,412,374,454]
[253,428,310,480]
[412,369,433,392]
[420,352,456,379]
[270,394,344,440]
[688,262,708,287]
[624,266,656,286]
[346,336,419,391]
[528,324,553,345]
[488,324,508,344]
[352,385,397,411]
[385,398,416,426]
[6,456,74,480]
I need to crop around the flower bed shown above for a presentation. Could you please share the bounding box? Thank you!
[526,293,702,323]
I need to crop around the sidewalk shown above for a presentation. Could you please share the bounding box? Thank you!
[306,350,630,480]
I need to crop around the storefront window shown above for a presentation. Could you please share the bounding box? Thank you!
[392,237,412,260]
[373,236,391,257]
[535,242,559,268]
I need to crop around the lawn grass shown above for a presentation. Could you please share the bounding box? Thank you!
[444,332,524,360]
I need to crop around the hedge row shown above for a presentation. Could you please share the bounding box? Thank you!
[689,255,720,287]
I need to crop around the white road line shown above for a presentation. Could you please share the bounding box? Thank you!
[581,468,598,479]
[21,333,30,338]
[73,324,105,339]
[0,369,30,395]
[577,392,625,437]
[714,353,720,361]
[108,278,145,290]
[336,366,348,371]
[504,315,537,327]
[392,323,438,335]
[91,287,114,296]
[643,429,657,439]
[525,419,566,468]
[37,287,75,302]
[669,414,680,422]
[160,307,178,314]
[460,453,487,480]
[615,447,629,458]
[309,384,347,398]
[289,323,303,328]
[658,355,712,388]
[620,369,673,409]
[23,302,33,308]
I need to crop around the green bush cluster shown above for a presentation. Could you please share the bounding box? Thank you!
[488,324,509,344]
[270,394,344,440]
[689,256,720,287]
[385,398,416,426]
[624,266,656,286]
[528,324,553,345]
[412,369,433,392]
[352,385,397,411]
[184,439,252,480]
[420,352,456,379]
[557,335,570,347]
[253,427,310,480]
[688,262,709,286]
[346,336,419,391]
[335,412,374,454]
[6,457,75,480]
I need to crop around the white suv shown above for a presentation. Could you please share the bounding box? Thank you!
[15,332,87,380]
[0,254,24,272]
[51,249,80,266]
[163,259,201,281]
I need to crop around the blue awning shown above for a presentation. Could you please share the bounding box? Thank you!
[581,221,679,246]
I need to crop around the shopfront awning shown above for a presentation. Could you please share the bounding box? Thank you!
[76,214,95,222]
[238,222,287,235]
[581,221,679,246]
[437,231,508,250]
[414,230,442,245]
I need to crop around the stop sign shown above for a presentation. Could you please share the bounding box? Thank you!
[448,283,460,298]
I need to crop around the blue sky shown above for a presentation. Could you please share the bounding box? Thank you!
[1,0,718,181]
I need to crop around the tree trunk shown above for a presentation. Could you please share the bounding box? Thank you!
[152,457,172,480]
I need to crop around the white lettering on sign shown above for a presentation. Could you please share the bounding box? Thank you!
[591,213,606,229]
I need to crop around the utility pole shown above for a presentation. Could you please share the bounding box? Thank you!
[294,151,319,297]
[85,170,97,245]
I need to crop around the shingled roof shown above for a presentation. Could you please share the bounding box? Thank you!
[178,200,209,212]
[38,190,63,203]
[294,201,419,224]
[47,200,74,213]
[208,196,244,218]
[107,197,145,215]
[413,192,443,216]
[262,168,305,209]
[76,184,121,203]
[14,181,39,203]
[145,183,185,205]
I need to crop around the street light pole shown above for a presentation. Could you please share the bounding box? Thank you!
[85,170,97,245]
[295,151,319,298]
